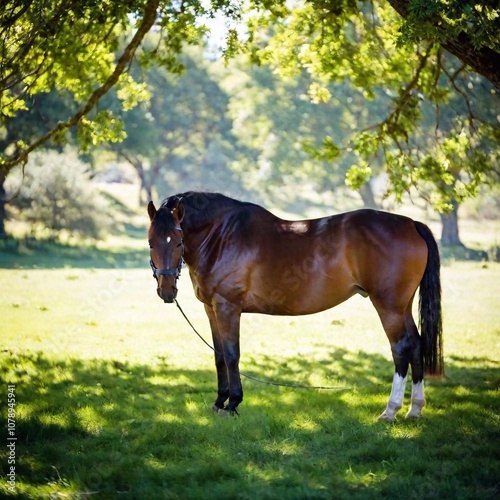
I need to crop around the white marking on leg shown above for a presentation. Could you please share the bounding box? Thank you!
[378,373,407,421]
[406,380,425,418]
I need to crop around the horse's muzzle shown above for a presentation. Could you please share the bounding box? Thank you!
[157,286,177,303]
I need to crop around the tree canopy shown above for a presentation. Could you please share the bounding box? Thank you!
[2,0,499,172]
[0,0,239,171]
[1,0,499,241]
[243,0,500,210]
[106,45,241,203]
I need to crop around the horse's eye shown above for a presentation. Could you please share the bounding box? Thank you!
[166,236,171,244]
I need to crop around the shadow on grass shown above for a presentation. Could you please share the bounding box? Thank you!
[1,349,499,499]
[0,237,148,269]
[440,245,490,263]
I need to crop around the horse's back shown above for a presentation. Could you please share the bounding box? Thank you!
[341,209,428,260]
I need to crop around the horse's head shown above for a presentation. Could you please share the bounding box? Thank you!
[147,198,185,303]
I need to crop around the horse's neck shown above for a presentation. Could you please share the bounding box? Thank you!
[184,203,233,232]
[182,204,235,265]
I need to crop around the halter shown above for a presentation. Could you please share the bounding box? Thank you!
[150,226,184,280]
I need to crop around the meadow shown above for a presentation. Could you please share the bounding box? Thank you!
[0,219,499,498]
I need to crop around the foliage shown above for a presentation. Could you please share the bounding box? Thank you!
[220,61,333,192]
[395,0,500,50]
[0,0,239,173]
[6,149,112,239]
[0,0,243,237]
[1,0,499,245]
[392,0,500,88]
[243,0,500,211]
[223,58,394,206]
[0,0,155,171]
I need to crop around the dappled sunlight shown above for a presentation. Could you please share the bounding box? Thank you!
[290,413,321,432]
[452,385,473,397]
[263,438,301,457]
[244,462,285,483]
[76,406,107,436]
[344,466,390,491]
[155,411,185,426]
[0,344,498,497]
[38,413,73,431]
[389,425,423,440]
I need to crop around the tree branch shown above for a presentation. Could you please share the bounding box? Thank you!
[387,0,500,89]
[359,42,433,139]
[1,0,161,173]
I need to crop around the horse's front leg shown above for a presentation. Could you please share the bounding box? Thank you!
[212,297,243,415]
[204,304,229,412]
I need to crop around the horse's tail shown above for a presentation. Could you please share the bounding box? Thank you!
[415,221,444,377]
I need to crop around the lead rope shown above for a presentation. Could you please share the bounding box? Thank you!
[174,299,348,391]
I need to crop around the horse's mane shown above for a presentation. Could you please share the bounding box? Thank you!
[151,205,180,236]
[161,191,251,229]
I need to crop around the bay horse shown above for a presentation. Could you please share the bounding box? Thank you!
[147,192,443,421]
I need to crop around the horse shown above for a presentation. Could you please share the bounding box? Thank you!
[147,191,443,421]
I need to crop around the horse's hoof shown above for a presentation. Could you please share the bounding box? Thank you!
[211,404,223,413]
[406,401,425,419]
[217,407,239,417]
[378,411,396,422]
[405,411,424,419]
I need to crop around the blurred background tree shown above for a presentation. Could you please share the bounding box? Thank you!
[6,149,111,240]
[0,0,234,236]
[104,44,242,204]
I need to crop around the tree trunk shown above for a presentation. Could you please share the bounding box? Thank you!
[358,182,379,209]
[439,199,463,247]
[137,161,154,206]
[141,182,153,206]
[0,171,7,238]
[117,152,152,206]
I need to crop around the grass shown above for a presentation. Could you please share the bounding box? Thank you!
[0,246,499,498]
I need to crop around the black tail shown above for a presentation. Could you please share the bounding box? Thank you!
[415,221,444,377]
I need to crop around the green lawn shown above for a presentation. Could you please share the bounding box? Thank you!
[1,252,499,498]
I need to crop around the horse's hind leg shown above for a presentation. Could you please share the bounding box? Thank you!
[379,313,410,421]
[405,313,426,418]
[373,298,422,421]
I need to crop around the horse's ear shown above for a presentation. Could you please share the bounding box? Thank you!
[147,201,157,222]
[172,198,185,224]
